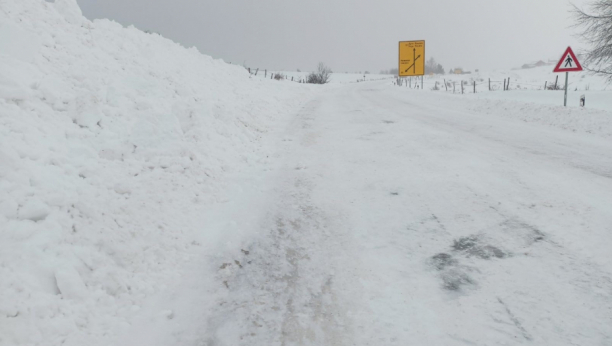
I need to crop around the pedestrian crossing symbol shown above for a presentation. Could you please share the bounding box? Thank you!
[553,46,583,73]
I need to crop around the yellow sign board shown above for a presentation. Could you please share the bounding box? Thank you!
[399,40,425,77]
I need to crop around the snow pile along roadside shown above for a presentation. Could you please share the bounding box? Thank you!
[469,98,612,138]
[0,1,311,345]
[382,84,612,139]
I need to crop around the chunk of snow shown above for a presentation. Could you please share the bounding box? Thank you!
[0,22,41,63]
[53,0,84,25]
[113,183,132,195]
[18,199,50,222]
[0,199,19,219]
[55,266,87,300]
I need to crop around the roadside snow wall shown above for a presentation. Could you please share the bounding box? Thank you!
[0,1,308,345]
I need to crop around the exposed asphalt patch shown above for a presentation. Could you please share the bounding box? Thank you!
[429,252,476,291]
[441,269,476,291]
[431,234,510,292]
[452,236,507,259]
[429,217,549,293]
[452,236,479,252]
[431,253,457,271]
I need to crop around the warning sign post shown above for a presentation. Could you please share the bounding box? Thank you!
[553,47,583,107]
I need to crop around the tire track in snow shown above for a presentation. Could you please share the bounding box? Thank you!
[203,99,357,346]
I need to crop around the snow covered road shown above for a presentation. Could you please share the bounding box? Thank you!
[123,82,612,346]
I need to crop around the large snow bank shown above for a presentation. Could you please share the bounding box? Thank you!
[0,1,311,345]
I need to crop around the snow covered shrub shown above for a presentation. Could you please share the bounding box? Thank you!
[307,62,332,84]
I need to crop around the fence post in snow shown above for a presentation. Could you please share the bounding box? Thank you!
[507,79,510,90]
[474,81,476,93]
[444,79,448,92]
[461,81,464,94]
[453,82,455,93]
[488,78,491,91]
[544,81,547,90]
[503,79,506,91]
[554,75,558,90]
[265,70,267,78]
[248,68,251,74]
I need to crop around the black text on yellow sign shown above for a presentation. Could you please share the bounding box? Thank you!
[399,41,425,77]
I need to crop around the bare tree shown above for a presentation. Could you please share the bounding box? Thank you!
[307,62,332,84]
[572,1,612,81]
[425,57,445,75]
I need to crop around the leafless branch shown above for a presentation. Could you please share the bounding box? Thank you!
[571,1,612,81]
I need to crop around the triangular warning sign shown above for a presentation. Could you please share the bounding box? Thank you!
[553,47,583,73]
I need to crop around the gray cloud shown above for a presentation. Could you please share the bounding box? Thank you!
[77,0,591,72]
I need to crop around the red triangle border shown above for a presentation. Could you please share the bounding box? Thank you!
[553,47,583,73]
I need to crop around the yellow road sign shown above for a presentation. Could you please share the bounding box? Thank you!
[399,40,425,77]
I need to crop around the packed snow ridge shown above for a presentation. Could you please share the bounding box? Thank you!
[0,0,313,345]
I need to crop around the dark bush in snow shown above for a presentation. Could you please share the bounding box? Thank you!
[307,62,332,84]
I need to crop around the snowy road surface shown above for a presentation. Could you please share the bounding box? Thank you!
[122,82,612,346]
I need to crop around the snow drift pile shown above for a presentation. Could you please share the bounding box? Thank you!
[0,1,311,345]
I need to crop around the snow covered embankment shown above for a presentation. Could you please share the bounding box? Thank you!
[0,1,310,345]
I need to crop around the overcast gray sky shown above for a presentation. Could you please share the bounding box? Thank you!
[76,0,591,73]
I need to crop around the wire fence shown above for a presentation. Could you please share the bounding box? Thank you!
[243,67,574,91]
[245,66,396,84]
[394,75,569,94]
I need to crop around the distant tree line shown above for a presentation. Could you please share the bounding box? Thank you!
[380,68,399,75]
[425,58,445,75]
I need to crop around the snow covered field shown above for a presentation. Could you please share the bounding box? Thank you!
[418,66,612,111]
[2,1,612,346]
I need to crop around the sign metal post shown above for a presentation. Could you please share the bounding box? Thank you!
[553,47,583,107]
[564,72,569,107]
